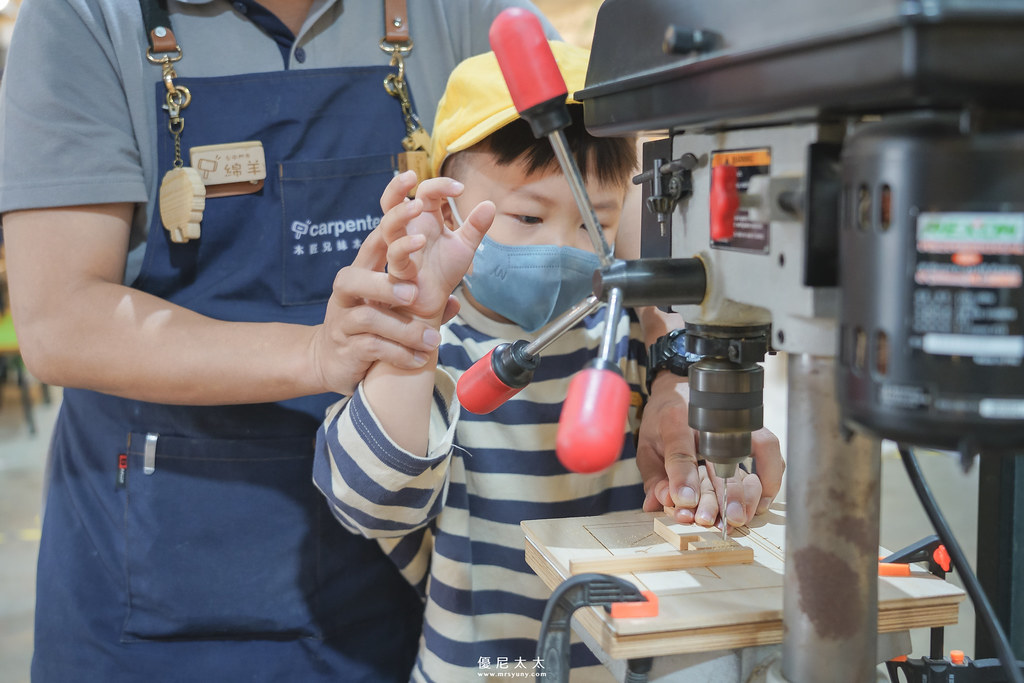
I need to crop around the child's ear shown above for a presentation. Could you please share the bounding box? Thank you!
[441,199,456,230]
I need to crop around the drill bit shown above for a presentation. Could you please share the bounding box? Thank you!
[712,462,737,541]
[721,479,728,540]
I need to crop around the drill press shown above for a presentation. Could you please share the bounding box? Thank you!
[577,0,1024,680]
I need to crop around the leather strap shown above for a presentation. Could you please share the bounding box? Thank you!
[139,0,179,55]
[383,0,410,45]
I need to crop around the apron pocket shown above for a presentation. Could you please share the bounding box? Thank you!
[279,155,397,306]
[121,432,321,641]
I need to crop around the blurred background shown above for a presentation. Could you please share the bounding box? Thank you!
[0,0,16,69]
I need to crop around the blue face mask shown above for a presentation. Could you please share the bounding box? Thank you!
[464,236,601,333]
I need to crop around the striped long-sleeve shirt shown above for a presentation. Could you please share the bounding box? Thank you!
[314,287,648,683]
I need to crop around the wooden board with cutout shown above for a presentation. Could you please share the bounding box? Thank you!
[521,507,965,660]
[567,519,753,574]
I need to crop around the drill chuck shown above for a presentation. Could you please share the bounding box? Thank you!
[688,357,765,474]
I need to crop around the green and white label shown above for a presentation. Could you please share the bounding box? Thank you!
[917,212,1024,255]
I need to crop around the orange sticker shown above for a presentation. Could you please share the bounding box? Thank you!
[951,252,983,267]
[711,148,771,168]
[610,590,659,619]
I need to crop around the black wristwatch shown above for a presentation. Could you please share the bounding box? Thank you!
[646,329,701,394]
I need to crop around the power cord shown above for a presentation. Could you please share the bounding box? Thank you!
[897,444,1024,683]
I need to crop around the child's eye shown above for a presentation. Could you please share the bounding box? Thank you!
[515,215,543,225]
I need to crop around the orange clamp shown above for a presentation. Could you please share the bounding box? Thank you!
[933,545,952,573]
[610,590,659,619]
[878,562,911,577]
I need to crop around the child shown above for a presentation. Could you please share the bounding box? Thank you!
[315,42,685,682]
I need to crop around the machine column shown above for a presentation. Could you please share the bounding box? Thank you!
[782,354,881,683]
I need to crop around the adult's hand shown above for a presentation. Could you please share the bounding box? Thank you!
[311,169,499,395]
[311,225,446,396]
[708,427,785,527]
[637,371,784,528]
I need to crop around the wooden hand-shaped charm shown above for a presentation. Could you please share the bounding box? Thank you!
[159,166,206,243]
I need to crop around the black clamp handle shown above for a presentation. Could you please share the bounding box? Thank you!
[881,534,952,579]
[537,573,648,683]
[887,655,1024,682]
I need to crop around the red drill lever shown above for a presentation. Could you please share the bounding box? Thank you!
[556,289,629,473]
[556,361,631,473]
[457,297,603,414]
[489,8,613,263]
[457,341,538,414]
[489,8,570,137]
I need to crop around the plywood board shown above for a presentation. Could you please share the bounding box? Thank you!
[521,507,965,660]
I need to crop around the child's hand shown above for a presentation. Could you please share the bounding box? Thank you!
[377,171,495,322]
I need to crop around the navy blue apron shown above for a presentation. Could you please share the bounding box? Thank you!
[32,65,423,681]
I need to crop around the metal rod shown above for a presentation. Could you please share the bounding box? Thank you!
[782,353,880,683]
[597,287,624,363]
[524,295,602,357]
[547,129,614,266]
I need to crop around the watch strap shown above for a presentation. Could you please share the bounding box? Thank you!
[646,329,694,394]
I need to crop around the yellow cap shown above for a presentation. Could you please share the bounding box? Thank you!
[429,41,590,177]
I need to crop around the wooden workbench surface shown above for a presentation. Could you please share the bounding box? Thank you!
[521,506,964,660]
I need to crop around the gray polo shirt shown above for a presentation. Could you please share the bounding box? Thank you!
[0,0,555,279]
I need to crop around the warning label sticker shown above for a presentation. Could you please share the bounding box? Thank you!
[710,147,771,253]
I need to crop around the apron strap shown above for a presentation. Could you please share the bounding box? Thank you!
[139,0,180,56]
[383,0,410,46]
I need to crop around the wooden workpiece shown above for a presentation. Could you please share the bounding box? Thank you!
[521,507,965,660]
[567,517,753,574]
[654,516,744,553]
